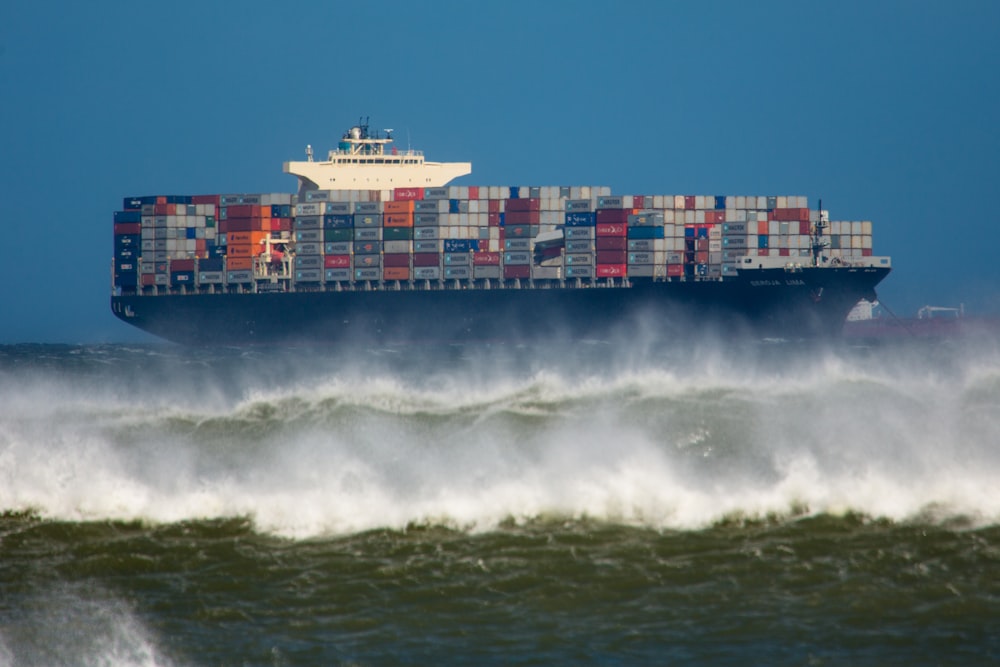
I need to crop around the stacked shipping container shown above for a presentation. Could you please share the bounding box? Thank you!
[113,188,877,293]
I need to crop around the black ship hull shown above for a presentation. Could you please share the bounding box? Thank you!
[111,267,890,346]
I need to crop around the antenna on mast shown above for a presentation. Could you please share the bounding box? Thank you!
[811,198,829,266]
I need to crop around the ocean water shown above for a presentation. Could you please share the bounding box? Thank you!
[0,338,998,666]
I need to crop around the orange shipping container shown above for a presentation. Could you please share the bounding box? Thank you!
[384,200,415,214]
[383,266,410,281]
[227,244,254,258]
[384,213,414,227]
[757,220,769,235]
[227,257,253,270]
[260,205,271,218]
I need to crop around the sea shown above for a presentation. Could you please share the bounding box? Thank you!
[0,336,998,666]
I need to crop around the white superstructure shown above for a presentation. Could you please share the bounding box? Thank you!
[283,120,471,193]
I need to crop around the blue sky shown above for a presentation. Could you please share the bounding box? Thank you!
[1,0,998,342]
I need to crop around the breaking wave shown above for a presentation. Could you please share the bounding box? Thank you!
[1,341,999,538]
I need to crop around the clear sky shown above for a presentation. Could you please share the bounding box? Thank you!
[1,0,998,343]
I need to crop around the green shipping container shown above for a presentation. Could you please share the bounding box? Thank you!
[325,227,354,242]
[383,226,413,241]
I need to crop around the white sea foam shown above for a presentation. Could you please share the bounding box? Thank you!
[0,584,173,667]
[1,343,999,538]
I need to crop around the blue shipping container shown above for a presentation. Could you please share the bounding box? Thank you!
[114,210,142,223]
[114,272,138,287]
[626,226,665,239]
[565,212,596,227]
[715,196,726,210]
[114,234,141,251]
[323,214,353,229]
[443,239,479,253]
[170,271,195,286]
[758,235,769,248]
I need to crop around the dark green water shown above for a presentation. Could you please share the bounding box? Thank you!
[1,342,998,665]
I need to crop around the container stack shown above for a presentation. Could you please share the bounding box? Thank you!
[113,188,876,294]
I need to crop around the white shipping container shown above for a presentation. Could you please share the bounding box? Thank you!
[863,235,872,249]
[862,221,872,235]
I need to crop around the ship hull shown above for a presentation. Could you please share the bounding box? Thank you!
[111,267,889,345]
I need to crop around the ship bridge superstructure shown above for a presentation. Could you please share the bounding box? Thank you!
[283,119,471,193]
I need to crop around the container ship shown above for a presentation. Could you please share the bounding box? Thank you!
[111,120,892,345]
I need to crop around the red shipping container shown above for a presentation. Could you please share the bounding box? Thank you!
[413,253,440,267]
[114,222,141,235]
[324,255,351,269]
[505,210,539,225]
[779,248,790,256]
[473,251,501,266]
[226,204,259,218]
[596,209,629,224]
[597,250,627,265]
[383,266,410,280]
[505,198,540,212]
[597,264,626,278]
[799,221,811,235]
[757,220,769,235]
[684,196,696,210]
[172,258,195,271]
[757,248,771,257]
[154,204,169,215]
[596,236,627,250]
[862,248,873,256]
[696,251,709,263]
[633,195,645,209]
[191,194,220,206]
[155,196,167,205]
[596,222,627,236]
[166,204,177,215]
[393,187,424,201]
[488,212,501,226]
[274,218,292,232]
[141,274,157,286]
[383,253,410,267]
[705,211,725,223]
[468,186,479,200]
[488,199,501,214]
[666,264,684,277]
[503,265,530,279]
[224,217,257,232]
[195,239,206,254]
